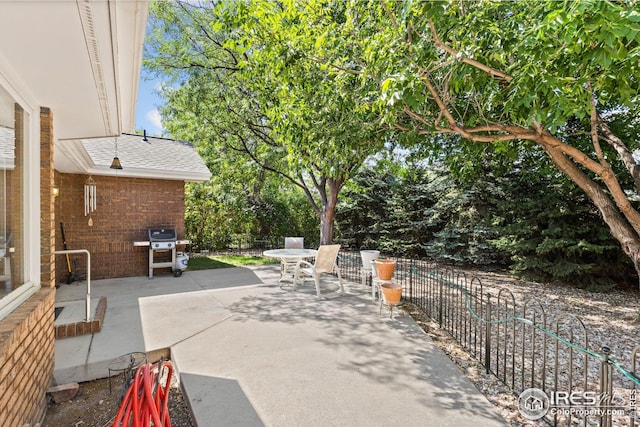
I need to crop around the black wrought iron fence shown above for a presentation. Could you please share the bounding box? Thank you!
[190,235,281,257]
[335,249,640,427]
[192,235,324,257]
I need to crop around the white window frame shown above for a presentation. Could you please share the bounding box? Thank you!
[0,67,41,322]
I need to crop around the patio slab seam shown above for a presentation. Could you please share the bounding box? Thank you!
[165,312,236,352]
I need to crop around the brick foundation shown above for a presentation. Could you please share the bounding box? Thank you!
[54,296,107,339]
[0,289,55,425]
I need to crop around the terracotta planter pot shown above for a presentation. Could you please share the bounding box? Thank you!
[375,259,396,280]
[381,283,402,305]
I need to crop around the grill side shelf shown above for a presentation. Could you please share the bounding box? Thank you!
[133,240,190,247]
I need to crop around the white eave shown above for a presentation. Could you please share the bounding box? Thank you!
[0,0,148,158]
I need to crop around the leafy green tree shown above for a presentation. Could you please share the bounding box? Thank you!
[347,0,640,286]
[335,167,397,250]
[338,157,634,287]
[185,152,319,251]
[185,181,245,251]
[490,167,633,291]
[419,168,503,266]
[145,0,388,245]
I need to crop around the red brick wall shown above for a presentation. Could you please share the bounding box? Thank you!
[54,174,186,281]
[0,107,55,426]
[0,289,55,425]
[40,107,56,288]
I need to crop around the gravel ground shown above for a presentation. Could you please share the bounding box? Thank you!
[43,365,194,427]
[407,269,640,426]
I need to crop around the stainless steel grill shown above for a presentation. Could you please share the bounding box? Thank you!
[133,229,189,278]
[147,228,177,278]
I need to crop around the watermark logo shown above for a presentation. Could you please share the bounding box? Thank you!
[518,388,550,420]
[517,388,633,420]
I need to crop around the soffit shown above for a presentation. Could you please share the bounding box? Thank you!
[0,0,148,142]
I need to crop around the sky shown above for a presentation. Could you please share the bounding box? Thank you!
[135,69,165,138]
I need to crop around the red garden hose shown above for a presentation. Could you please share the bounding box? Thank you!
[111,360,174,427]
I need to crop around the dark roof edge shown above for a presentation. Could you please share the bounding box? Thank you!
[121,132,194,147]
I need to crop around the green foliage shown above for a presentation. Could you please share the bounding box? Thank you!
[334,167,397,250]
[152,0,640,288]
[365,0,640,133]
[248,186,320,246]
[185,182,239,251]
[146,0,391,244]
[489,166,634,290]
[337,161,505,264]
[337,157,636,289]
[420,171,505,266]
[185,177,319,252]
[347,0,640,285]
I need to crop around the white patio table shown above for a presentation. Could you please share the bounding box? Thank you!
[263,248,317,282]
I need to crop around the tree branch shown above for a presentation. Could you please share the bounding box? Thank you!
[379,0,398,29]
[297,172,321,215]
[428,19,513,83]
[539,136,640,256]
[177,1,241,68]
[537,126,640,235]
[232,131,310,194]
[587,85,606,165]
[599,118,640,193]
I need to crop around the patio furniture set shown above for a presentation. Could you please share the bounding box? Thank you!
[263,239,401,316]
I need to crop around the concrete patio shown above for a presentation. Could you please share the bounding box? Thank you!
[53,265,509,426]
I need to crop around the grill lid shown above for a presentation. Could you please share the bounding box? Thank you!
[148,228,177,242]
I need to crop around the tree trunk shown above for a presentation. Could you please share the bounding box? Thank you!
[539,135,640,288]
[319,178,342,245]
[320,211,334,246]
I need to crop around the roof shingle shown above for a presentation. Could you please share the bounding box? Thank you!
[56,133,211,182]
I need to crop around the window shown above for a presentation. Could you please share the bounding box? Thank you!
[0,83,30,317]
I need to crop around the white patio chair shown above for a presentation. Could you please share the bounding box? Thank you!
[284,237,304,249]
[293,244,344,298]
[280,237,304,280]
[371,259,381,302]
